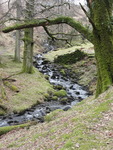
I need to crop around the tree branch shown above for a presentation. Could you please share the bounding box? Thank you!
[43,26,55,41]
[40,2,70,13]
[79,3,96,30]
[2,16,93,43]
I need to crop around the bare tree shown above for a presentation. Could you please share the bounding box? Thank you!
[15,0,22,62]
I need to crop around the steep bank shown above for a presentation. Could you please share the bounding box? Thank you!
[0,87,113,149]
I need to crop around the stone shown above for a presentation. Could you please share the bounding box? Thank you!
[60,97,68,104]
[63,105,72,111]
[25,114,33,120]
[76,91,80,95]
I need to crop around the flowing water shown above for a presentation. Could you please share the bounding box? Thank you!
[0,54,89,127]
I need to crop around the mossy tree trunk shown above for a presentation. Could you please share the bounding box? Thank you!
[22,0,34,73]
[23,28,34,73]
[91,0,113,96]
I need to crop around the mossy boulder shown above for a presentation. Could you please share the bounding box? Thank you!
[51,96,58,101]
[54,49,87,64]
[60,97,68,104]
[53,90,67,97]
[60,69,66,75]
[53,85,63,90]
[44,93,51,101]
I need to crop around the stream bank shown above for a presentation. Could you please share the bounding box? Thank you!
[0,44,96,127]
[0,53,89,127]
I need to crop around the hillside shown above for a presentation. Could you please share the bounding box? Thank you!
[0,43,113,150]
[0,87,113,149]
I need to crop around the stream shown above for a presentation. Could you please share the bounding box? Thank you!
[0,54,89,127]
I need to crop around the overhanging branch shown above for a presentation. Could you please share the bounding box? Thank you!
[2,16,93,43]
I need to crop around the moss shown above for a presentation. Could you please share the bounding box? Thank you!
[53,85,63,90]
[44,93,50,99]
[0,85,7,100]
[2,16,93,43]
[4,81,19,92]
[0,109,6,115]
[44,93,51,101]
[54,49,87,64]
[51,96,58,101]
[10,85,19,92]
[60,69,66,75]
[0,123,31,136]
[53,90,67,97]
[92,0,113,97]
[60,97,68,104]
[0,104,7,115]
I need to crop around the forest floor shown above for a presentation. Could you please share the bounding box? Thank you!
[1,42,113,149]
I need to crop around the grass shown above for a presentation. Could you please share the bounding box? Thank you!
[44,109,63,122]
[0,42,113,149]
[0,86,113,149]
[0,54,53,114]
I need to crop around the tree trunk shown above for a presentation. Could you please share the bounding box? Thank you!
[22,0,34,73]
[14,0,21,62]
[92,0,113,97]
[94,32,113,97]
[23,28,34,73]
[15,30,21,62]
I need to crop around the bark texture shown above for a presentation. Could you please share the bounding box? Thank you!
[91,0,113,96]
[22,0,34,73]
[15,0,21,62]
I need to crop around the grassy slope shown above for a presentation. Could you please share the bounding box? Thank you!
[0,54,53,114]
[0,87,113,150]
